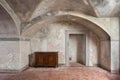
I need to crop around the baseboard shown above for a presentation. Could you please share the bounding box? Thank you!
[0,69,19,73]
[58,64,66,66]
[18,65,29,72]
[111,70,120,74]
[97,64,111,72]
[0,65,29,73]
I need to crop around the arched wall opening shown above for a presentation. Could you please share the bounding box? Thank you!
[0,5,20,71]
[0,4,19,37]
[22,15,111,71]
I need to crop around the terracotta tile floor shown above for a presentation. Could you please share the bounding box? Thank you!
[0,65,120,80]
[70,62,85,67]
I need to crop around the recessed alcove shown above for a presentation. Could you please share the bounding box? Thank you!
[25,17,111,72]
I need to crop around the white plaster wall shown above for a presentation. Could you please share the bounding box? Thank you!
[30,22,101,65]
[0,41,20,70]
[110,18,119,73]
[110,18,119,40]
[111,41,119,73]
[30,38,47,52]
[19,41,30,69]
[30,23,87,64]
[0,40,31,71]
[89,32,100,66]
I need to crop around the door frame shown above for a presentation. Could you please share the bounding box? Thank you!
[65,30,89,66]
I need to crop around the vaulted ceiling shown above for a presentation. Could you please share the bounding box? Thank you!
[0,5,18,37]
[0,0,117,38]
[5,0,42,22]
[90,0,120,17]
[3,0,120,23]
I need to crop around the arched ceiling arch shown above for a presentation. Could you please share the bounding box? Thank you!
[5,0,42,22]
[30,0,97,20]
[22,14,110,41]
[0,4,19,37]
[0,0,20,34]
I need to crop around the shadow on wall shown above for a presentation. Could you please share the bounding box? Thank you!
[29,53,35,67]
[106,73,120,80]
[76,34,86,65]
[99,40,111,71]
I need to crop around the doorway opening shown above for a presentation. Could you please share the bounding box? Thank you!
[69,34,86,67]
[65,30,89,67]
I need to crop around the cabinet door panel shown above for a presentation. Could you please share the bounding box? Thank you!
[33,52,58,67]
[35,54,44,67]
[46,54,57,66]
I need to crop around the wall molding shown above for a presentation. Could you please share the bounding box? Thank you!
[0,38,30,41]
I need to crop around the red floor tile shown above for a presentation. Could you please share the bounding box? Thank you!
[0,66,120,80]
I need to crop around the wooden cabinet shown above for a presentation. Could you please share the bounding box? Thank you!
[29,52,58,67]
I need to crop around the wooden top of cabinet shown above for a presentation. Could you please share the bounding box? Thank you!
[34,52,58,54]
